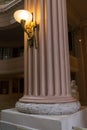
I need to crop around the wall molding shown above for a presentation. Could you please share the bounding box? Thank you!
[0,0,23,27]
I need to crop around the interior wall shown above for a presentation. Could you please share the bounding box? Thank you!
[67,0,87,105]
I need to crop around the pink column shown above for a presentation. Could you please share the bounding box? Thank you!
[16,0,80,114]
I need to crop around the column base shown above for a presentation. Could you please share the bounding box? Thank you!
[15,101,80,115]
[1,107,87,130]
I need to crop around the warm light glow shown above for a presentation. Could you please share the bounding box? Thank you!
[78,39,82,42]
[14,10,32,25]
[13,9,39,49]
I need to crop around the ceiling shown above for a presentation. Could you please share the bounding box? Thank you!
[70,0,87,22]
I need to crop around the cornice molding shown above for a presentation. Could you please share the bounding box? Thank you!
[0,0,23,13]
[0,0,23,27]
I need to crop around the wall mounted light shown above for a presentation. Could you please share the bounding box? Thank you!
[13,9,39,49]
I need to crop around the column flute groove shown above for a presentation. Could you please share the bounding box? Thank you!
[46,0,54,96]
[27,0,34,96]
[39,0,46,96]
[24,0,31,95]
[52,0,61,96]
[57,0,66,96]
[62,0,71,95]
[32,0,39,96]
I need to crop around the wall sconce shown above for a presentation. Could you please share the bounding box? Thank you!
[13,9,39,49]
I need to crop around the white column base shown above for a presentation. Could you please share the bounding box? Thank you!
[15,101,80,115]
[0,107,87,130]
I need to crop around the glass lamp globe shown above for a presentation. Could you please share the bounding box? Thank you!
[14,9,32,25]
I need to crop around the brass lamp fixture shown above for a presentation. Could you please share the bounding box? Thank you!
[13,9,39,49]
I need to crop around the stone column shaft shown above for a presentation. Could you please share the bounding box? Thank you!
[16,0,80,115]
[23,0,73,100]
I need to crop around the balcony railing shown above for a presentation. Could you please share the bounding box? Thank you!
[0,56,24,74]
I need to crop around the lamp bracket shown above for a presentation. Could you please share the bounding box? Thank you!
[21,20,39,49]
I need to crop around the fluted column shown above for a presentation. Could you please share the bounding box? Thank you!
[16,0,80,115]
